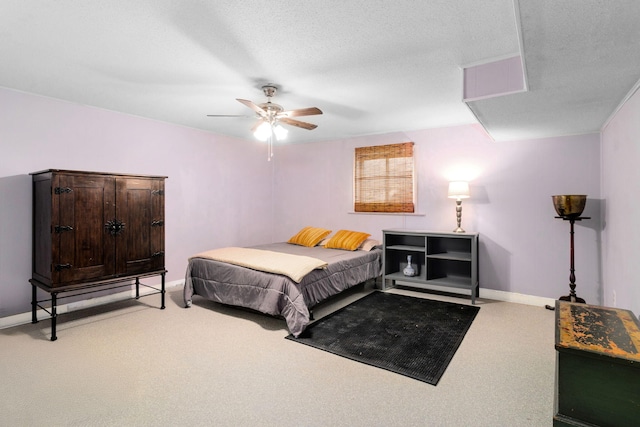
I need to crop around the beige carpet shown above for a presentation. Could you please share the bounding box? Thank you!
[0,283,556,426]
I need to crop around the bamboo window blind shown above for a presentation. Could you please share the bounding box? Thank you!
[354,142,415,213]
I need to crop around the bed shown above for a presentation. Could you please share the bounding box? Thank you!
[183,241,382,337]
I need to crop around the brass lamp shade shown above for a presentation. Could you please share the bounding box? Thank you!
[552,195,587,218]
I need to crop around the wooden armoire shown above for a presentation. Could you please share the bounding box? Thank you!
[30,169,167,340]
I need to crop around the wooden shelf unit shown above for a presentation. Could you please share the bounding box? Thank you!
[382,229,479,304]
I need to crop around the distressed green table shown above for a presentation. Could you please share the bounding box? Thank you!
[554,301,640,426]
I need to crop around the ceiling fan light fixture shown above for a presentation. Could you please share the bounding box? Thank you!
[273,124,288,140]
[254,121,271,141]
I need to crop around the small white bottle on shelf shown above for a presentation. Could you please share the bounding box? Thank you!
[403,255,416,277]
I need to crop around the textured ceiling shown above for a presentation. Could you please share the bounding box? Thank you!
[1,1,638,143]
[468,0,640,141]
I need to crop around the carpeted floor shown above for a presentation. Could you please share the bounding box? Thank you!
[0,285,557,426]
[287,291,480,384]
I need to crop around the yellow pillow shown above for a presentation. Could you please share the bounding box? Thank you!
[287,226,332,247]
[325,230,371,251]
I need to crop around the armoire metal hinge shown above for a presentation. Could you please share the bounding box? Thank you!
[151,220,164,227]
[54,225,74,233]
[54,263,72,271]
[151,190,164,196]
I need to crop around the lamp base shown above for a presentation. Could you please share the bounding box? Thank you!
[559,294,586,304]
[452,226,466,233]
[546,294,586,310]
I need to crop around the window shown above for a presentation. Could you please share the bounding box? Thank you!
[354,142,415,213]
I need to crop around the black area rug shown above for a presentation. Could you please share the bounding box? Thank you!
[286,291,480,385]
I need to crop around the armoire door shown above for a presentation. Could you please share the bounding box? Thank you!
[115,177,165,276]
[54,173,117,285]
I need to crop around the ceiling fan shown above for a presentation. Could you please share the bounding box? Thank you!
[207,84,323,135]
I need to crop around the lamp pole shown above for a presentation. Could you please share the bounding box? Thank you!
[558,217,587,303]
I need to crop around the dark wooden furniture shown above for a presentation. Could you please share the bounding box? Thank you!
[30,169,167,340]
[554,301,640,426]
[382,230,479,304]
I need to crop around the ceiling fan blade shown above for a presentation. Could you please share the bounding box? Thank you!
[279,117,318,130]
[237,98,266,116]
[280,107,323,117]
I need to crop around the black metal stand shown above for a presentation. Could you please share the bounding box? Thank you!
[556,216,589,304]
[30,271,166,341]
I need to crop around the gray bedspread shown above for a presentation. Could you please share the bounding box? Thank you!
[183,242,382,336]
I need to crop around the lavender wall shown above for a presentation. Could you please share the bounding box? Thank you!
[0,87,274,318]
[272,126,602,303]
[601,87,640,315]
[0,85,607,320]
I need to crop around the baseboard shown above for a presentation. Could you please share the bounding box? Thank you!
[0,279,184,330]
[393,280,556,308]
[479,288,556,308]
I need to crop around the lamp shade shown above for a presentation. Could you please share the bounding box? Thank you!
[273,124,288,140]
[448,181,470,199]
[253,122,271,141]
